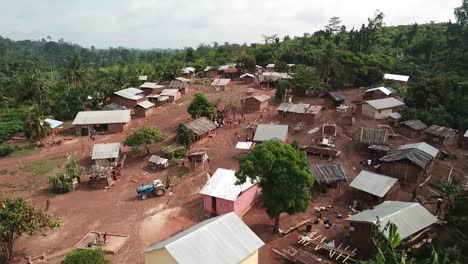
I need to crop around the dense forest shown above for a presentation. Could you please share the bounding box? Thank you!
[1,2,468,144]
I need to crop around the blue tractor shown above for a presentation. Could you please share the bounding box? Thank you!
[136,179,166,200]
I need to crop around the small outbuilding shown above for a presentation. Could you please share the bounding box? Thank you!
[388,112,402,126]
[277,103,323,123]
[170,78,190,94]
[241,94,270,113]
[240,73,255,84]
[358,127,389,146]
[363,87,396,100]
[92,142,121,167]
[159,89,181,102]
[185,149,209,170]
[102,103,127,111]
[180,67,195,79]
[235,141,255,155]
[184,117,217,140]
[362,98,405,120]
[323,91,346,109]
[210,78,231,92]
[45,118,63,134]
[134,100,155,118]
[72,110,132,135]
[309,163,347,189]
[253,124,288,143]
[200,168,258,216]
[143,212,264,264]
[265,63,275,71]
[425,125,458,146]
[383,73,409,86]
[111,88,145,108]
[138,75,148,81]
[258,72,291,87]
[148,155,169,170]
[398,142,439,159]
[139,82,165,95]
[397,120,427,138]
[349,170,399,205]
[380,148,433,184]
[203,66,217,78]
[346,201,436,256]
[222,68,242,79]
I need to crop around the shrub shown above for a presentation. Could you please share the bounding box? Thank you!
[0,144,14,157]
[49,158,82,193]
[64,249,110,264]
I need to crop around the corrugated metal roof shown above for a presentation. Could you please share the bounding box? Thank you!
[401,120,427,130]
[259,72,291,83]
[144,212,265,264]
[160,89,180,97]
[251,94,270,102]
[136,100,155,109]
[309,163,347,185]
[138,75,148,81]
[200,168,255,201]
[277,103,323,115]
[72,110,131,125]
[253,124,288,142]
[365,86,394,96]
[235,141,254,150]
[181,67,195,74]
[210,78,231,86]
[266,63,275,68]
[148,155,168,165]
[398,142,439,158]
[169,80,188,90]
[388,112,402,120]
[114,87,144,100]
[240,73,254,79]
[464,129,468,138]
[327,91,346,101]
[380,149,433,170]
[425,125,458,138]
[102,103,127,110]
[384,74,410,82]
[359,128,389,145]
[349,170,398,198]
[175,77,191,82]
[44,118,63,129]
[365,97,405,110]
[92,142,120,160]
[346,201,436,239]
[204,66,213,71]
[139,82,164,89]
[185,117,217,136]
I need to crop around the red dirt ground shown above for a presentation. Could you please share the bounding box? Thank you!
[1,82,466,263]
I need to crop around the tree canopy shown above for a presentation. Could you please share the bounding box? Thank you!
[123,126,166,155]
[236,141,314,233]
[187,93,215,119]
[64,249,110,264]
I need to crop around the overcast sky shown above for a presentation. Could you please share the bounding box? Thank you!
[0,0,461,49]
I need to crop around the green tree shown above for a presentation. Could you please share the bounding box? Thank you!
[325,16,342,34]
[124,126,167,155]
[275,80,292,99]
[434,178,461,210]
[275,61,289,72]
[236,141,314,233]
[455,0,468,25]
[239,54,256,73]
[23,105,51,143]
[64,249,110,264]
[176,124,196,149]
[187,93,215,119]
[291,65,323,95]
[62,55,85,88]
[0,196,60,263]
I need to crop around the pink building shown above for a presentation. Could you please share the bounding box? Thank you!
[200,168,258,217]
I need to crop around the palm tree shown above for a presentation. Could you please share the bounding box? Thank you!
[434,178,461,210]
[62,55,85,88]
[24,105,51,144]
[317,42,342,87]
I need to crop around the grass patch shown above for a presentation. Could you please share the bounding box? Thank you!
[20,157,67,177]
[9,146,38,157]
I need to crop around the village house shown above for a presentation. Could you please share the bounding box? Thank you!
[349,170,399,205]
[358,127,389,148]
[148,155,169,170]
[133,100,155,118]
[396,120,427,138]
[139,82,165,96]
[425,125,458,146]
[258,72,291,88]
[110,88,145,109]
[180,67,195,79]
[388,112,402,126]
[90,142,122,188]
[379,148,434,184]
[253,124,288,143]
[240,73,255,84]
[185,149,209,170]
[323,91,346,109]
[398,142,439,159]
[184,117,218,140]
[92,142,121,167]
[383,73,410,86]
[210,78,231,92]
[265,63,275,72]
[277,103,323,123]
[72,110,132,135]
[203,66,217,78]
[362,97,405,120]
[363,87,396,100]
[308,163,347,190]
[44,118,63,134]
[200,168,258,216]
[241,94,270,113]
[159,89,181,102]
[170,77,191,94]
[346,201,437,256]
[143,212,264,264]
[222,68,242,79]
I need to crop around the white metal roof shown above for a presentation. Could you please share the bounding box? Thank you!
[240,73,254,79]
[144,212,265,264]
[136,100,155,109]
[72,110,131,125]
[253,124,288,142]
[346,201,436,239]
[465,129,468,138]
[235,141,254,150]
[92,142,121,160]
[44,118,63,129]
[160,89,180,97]
[398,142,439,158]
[175,77,191,82]
[388,112,402,120]
[365,86,394,96]
[349,170,398,198]
[138,75,148,81]
[200,168,255,201]
[266,63,275,68]
[210,78,231,86]
[384,73,409,82]
[204,66,212,71]
[139,82,164,89]
[365,97,405,110]
[148,155,168,165]
[114,88,144,100]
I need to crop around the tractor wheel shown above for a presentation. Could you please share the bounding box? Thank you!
[155,188,165,197]
[141,194,147,200]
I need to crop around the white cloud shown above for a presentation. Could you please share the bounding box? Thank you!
[0,0,460,49]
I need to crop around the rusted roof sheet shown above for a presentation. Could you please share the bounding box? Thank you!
[210,78,231,86]
[249,94,271,102]
[277,103,323,115]
[136,100,155,109]
[140,82,164,89]
[380,148,433,170]
[309,163,347,185]
[359,128,389,145]
[304,146,341,157]
[327,91,346,102]
[169,80,189,90]
[401,120,427,131]
[185,117,217,136]
[425,125,458,138]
